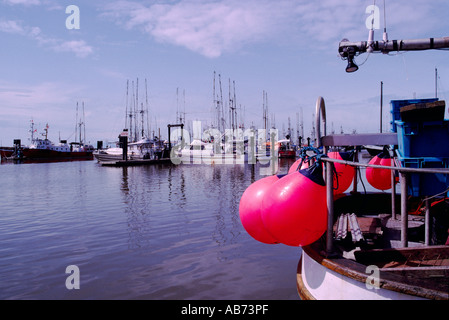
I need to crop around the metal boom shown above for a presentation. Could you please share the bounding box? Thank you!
[339,36,449,72]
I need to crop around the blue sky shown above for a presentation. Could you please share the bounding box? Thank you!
[1,0,448,146]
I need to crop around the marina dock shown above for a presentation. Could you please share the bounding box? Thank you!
[99,158,172,167]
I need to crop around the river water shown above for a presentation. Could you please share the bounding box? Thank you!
[0,158,301,300]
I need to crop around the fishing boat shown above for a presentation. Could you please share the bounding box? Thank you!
[175,138,248,164]
[277,139,296,158]
[1,121,94,162]
[177,139,215,160]
[94,130,168,163]
[94,79,171,165]
[0,146,15,159]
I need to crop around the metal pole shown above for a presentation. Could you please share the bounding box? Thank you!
[391,160,396,220]
[435,68,438,99]
[400,172,408,247]
[315,97,326,149]
[339,36,449,56]
[326,161,334,255]
[351,148,359,194]
[380,81,383,133]
[425,199,430,246]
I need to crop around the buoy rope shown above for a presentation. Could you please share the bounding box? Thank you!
[295,147,342,191]
[293,146,323,172]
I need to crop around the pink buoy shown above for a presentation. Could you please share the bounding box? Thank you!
[328,151,355,195]
[366,151,392,191]
[239,175,284,244]
[261,164,327,247]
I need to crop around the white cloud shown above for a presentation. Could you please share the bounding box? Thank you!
[102,0,446,58]
[2,0,41,5]
[53,40,94,58]
[0,19,94,58]
[103,0,294,58]
[0,19,27,34]
[0,82,78,109]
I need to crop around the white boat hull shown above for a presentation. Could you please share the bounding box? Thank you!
[297,249,428,300]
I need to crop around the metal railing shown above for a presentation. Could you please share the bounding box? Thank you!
[313,97,449,253]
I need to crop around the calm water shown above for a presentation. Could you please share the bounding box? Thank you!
[0,158,301,300]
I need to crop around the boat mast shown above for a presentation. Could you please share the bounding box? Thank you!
[213,72,218,131]
[130,80,134,142]
[263,90,268,136]
[135,78,139,141]
[75,102,78,144]
[125,80,129,131]
[182,89,186,125]
[29,119,35,142]
[44,123,49,140]
[82,102,86,144]
[146,78,150,138]
[78,102,83,144]
[219,74,224,132]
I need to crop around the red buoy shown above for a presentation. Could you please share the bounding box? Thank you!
[261,164,327,247]
[288,158,309,174]
[239,175,284,244]
[366,151,392,190]
[328,151,355,195]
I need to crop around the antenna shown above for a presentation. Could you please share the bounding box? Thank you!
[366,0,376,53]
[383,0,388,44]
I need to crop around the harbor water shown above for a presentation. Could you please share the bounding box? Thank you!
[0,158,301,300]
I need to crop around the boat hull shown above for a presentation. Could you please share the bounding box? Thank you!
[93,149,167,163]
[279,150,296,158]
[0,148,14,159]
[297,247,431,300]
[297,191,449,300]
[2,148,93,161]
[23,149,93,160]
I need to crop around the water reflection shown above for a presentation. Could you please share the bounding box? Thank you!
[117,161,296,256]
[0,159,300,300]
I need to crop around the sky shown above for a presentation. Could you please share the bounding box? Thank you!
[1,0,449,146]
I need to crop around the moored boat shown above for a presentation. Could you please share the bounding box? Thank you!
[277,139,296,158]
[0,146,15,159]
[1,121,94,162]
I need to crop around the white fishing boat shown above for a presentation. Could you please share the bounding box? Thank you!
[94,79,170,164]
[178,139,215,160]
[176,139,247,164]
[94,133,166,163]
